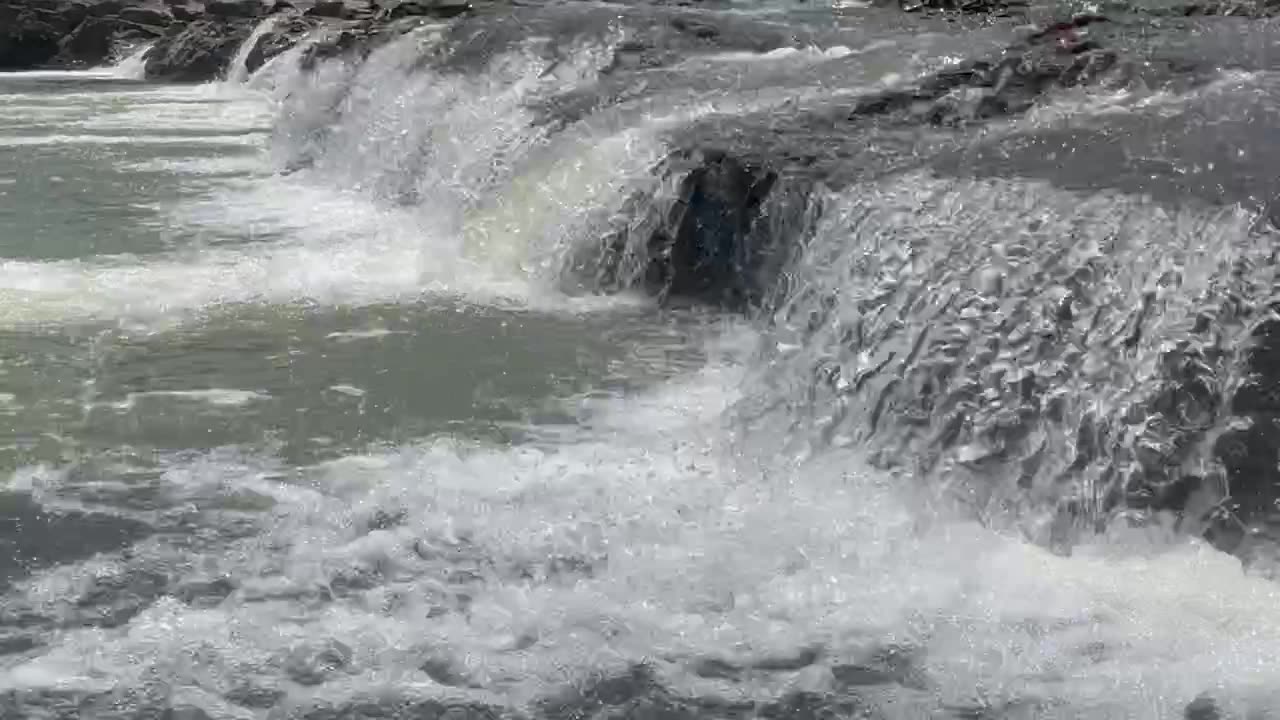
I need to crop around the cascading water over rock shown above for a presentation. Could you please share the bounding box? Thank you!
[9,2,1280,720]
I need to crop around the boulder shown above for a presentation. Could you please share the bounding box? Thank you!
[56,16,165,67]
[117,4,175,26]
[0,2,77,68]
[305,0,374,18]
[378,0,471,19]
[582,16,1124,308]
[241,13,319,74]
[144,17,257,81]
[204,0,267,17]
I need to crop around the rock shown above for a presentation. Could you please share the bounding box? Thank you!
[1184,695,1222,720]
[0,3,75,68]
[205,0,267,17]
[305,0,374,18]
[283,638,353,686]
[169,3,206,21]
[118,4,175,26]
[897,0,1028,15]
[56,16,165,67]
[242,13,319,74]
[575,16,1133,308]
[378,0,472,19]
[144,18,257,81]
[586,150,803,309]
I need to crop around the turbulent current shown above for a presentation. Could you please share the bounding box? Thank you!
[6,3,1280,719]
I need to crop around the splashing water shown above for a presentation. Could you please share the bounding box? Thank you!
[5,6,1280,720]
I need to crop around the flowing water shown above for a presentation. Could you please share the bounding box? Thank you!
[5,6,1280,720]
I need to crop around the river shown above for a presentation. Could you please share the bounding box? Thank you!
[2,7,1280,719]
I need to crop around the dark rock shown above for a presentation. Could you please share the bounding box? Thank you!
[305,0,374,18]
[379,0,471,18]
[56,16,164,67]
[586,150,805,310]
[205,0,268,17]
[1184,695,1222,720]
[0,3,70,68]
[169,3,206,22]
[242,13,319,75]
[577,16,1131,308]
[897,0,1028,15]
[144,18,256,81]
[118,4,175,26]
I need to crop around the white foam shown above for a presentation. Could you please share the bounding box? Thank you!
[6,359,1280,715]
[697,43,863,64]
[111,389,271,409]
[324,328,409,342]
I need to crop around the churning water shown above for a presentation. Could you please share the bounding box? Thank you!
[4,7,1280,720]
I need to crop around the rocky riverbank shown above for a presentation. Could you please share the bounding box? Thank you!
[0,0,469,77]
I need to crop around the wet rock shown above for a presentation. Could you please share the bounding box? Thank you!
[120,5,173,25]
[0,1,78,68]
[379,0,472,19]
[586,149,811,309]
[56,16,165,67]
[284,638,354,685]
[607,17,1126,308]
[305,0,374,18]
[144,17,257,81]
[1184,695,1221,720]
[205,0,269,17]
[242,12,319,74]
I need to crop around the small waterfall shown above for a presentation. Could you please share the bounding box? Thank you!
[225,16,281,84]
[109,43,153,80]
[730,170,1270,547]
[265,25,634,285]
